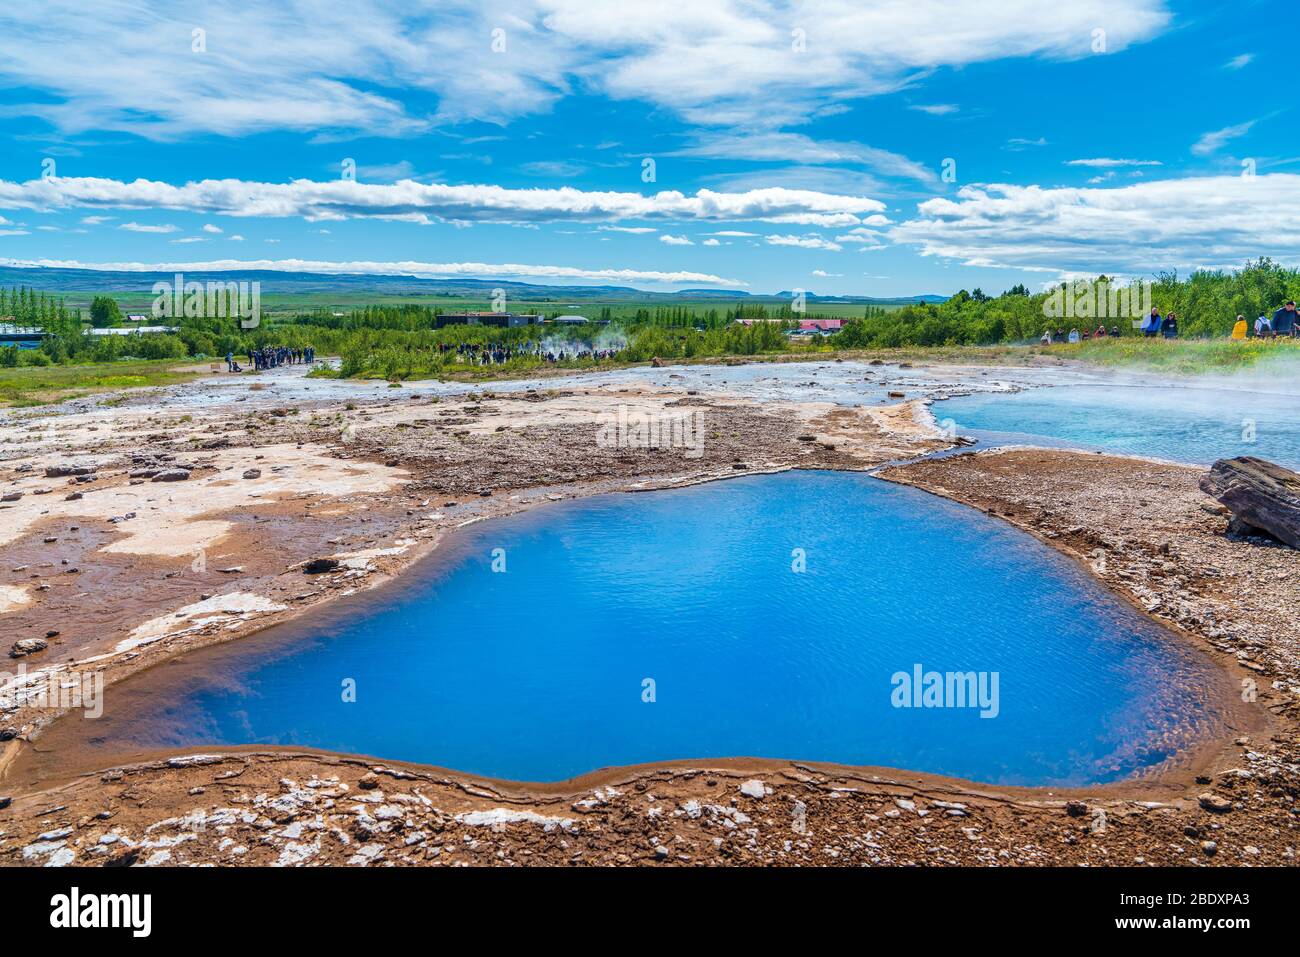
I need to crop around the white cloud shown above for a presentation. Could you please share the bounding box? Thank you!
[659,234,694,245]
[1066,158,1162,167]
[670,131,935,183]
[0,1,1173,137]
[0,175,885,229]
[834,227,885,246]
[889,173,1300,273]
[598,225,657,234]
[2,257,747,287]
[811,269,842,277]
[1192,120,1256,156]
[352,160,429,182]
[910,104,959,116]
[1005,137,1048,150]
[520,160,586,178]
[766,233,842,252]
[169,236,207,243]
[201,223,223,233]
[1225,53,1254,70]
[118,221,178,233]
[80,214,113,225]
[228,234,245,241]
[702,238,720,245]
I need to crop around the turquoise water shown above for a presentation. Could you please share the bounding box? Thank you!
[940,383,1300,467]
[107,472,1222,786]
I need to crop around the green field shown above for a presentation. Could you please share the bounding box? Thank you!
[0,359,211,408]
[44,289,907,321]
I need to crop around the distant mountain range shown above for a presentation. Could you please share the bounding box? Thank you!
[0,264,947,306]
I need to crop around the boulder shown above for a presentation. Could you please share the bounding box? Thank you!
[151,468,192,482]
[1198,792,1233,813]
[302,557,340,574]
[9,638,48,658]
[44,464,95,478]
[1199,456,1300,549]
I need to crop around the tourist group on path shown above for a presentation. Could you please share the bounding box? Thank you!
[439,341,624,365]
[1231,300,1297,339]
[1040,300,1298,344]
[225,345,316,372]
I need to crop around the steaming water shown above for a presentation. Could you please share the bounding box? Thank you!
[56,359,1297,470]
[939,381,1300,467]
[103,472,1223,786]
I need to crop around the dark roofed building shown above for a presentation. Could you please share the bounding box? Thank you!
[435,312,543,329]
[0,322,47,349]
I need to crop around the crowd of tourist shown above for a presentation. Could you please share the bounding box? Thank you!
[1039,324,1123,345]
[1039,300,1298,345]
[1231,300,1298,339]
[225,345,316,372]
[437,341,624,365]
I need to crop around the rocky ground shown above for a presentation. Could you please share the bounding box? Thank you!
[1,369,1297,867]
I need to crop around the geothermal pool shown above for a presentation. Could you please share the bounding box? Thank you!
[90,472,1225,786]
[939,381,1300,468]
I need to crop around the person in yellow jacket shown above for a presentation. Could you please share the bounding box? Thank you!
[1231,315,1248,339]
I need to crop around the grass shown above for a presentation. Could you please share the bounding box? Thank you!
[321,337,1300,386]
[1042,337,1300,375]
[0,359,211,407]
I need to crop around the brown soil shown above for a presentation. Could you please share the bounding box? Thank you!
[1,377,1297,867]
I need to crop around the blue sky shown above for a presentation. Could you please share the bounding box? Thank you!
[0,0,1296,296]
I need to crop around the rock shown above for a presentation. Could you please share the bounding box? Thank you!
[654,845,670,859]
[888,391,906,398]
[1201,840,1217,856]
[44,464,95,477]
[739,780,767,799]
[1065,800,1088,817]
[1,491,21,502]
[0,796,10,810]
[242,468,262,479]
[358,772,379,790]
[9,638,48,658]
[302,557,340,574]
[1198,792,1233,813]
[151,468,192,482]
[64,492,82,501]
[0,727,16,741]
[1199,456,1300,548]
